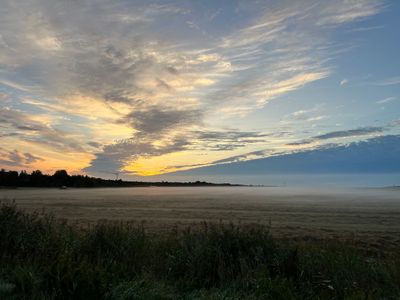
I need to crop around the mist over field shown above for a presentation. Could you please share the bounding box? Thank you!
[152,173,400,187]
[2,186,399,240]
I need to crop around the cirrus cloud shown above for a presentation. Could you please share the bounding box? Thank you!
[0,0,388,175]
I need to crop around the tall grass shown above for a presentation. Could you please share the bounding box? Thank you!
[0,202,399,299]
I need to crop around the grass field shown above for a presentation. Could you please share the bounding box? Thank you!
[1,187,400,298]
[1,186,400,250]
[1,201,400,299]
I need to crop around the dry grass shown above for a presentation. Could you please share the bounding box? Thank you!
[1,186,400,250]
[1,201,400,299]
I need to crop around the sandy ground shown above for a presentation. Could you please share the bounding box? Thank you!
[1,186,400,248]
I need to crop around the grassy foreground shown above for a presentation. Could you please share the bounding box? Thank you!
[0,203,399,299]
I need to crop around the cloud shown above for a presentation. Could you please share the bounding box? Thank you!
[87,141,102,149]
[84,136,190,174]
[206,1,384,115]
[24,152,43,164]
[211,150,269,165]
[0,0,387,175]
[160,123,395,175]
[0,92,9,100]
[212,3,333,112]
[288,126,386,145]
[316,0,384,26]
[377,96,397,104]
[0,148,43,168]
[182,130,272,153]
[193,130,268,142]
[375,76,400,86]
[159,149,272,173]
[283,106,327,123]
[315,127,385,139]
[163,135,400,177]
[0,108,85,152]
[84,129,270,174]
[119,107,202,135]
[161,150,270,173]
[347,25,384,32]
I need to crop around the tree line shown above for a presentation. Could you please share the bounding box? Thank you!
[0,169,238,188]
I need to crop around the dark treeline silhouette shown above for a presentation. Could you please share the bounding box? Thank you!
[0,169,239,188]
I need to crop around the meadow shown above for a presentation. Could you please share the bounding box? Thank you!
[1,187,400,299]
[1,187,400,248]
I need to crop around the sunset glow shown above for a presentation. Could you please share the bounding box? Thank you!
[1,0,399,179]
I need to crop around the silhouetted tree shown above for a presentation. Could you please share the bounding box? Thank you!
[31,170,44,186]
[19,170,30,186]
[0,169,235,188]
[53,170,69,186]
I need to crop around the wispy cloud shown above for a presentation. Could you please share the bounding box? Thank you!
[347,25,384,32]
[315,0,385,26]
[282,105,327,124]
[0,148,43,168]
[0,108,86,152]
[85,129,271,175]
[377,96,397,104]
[288,126,386,145]
[0,92,9,100]
[375,76,400,86]
[0,0,387,174]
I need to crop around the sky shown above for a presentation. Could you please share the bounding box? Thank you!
[0,0,399,179]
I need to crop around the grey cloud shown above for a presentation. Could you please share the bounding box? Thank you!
[0,133,19,138]
[86,106,204,174]
[84,136,190,174]
[195,131,269,141]
[156,78,172,91]
[16,125,42,131]
[0,108,85,152]
[24,152,43,164]
[208,0,382,114]
[184,130,270,152]
[206,144,244,151]
[162,149,271,173]
[166,66,179,75]
[374,76,400,86]
[212,150,268,165]
[315,127,385,140]
[85,129,269,173]
[1,0,211,175]
[0,0,386,174]
[316,0,384,26]
[1,0,381,112]
[376,97,397,104]
[0,93,8,100]
[0,0,195,106]
[287,139,314,146]
[70,44,156,103]
[283,106,327,123]
[0,149,43,168]
[287,126,386,145]
[83,153,125,175]
[120,107,202,135]
[162,162,210,172]
[88,141,102,148]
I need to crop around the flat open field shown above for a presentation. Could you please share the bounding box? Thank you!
[1,186,400,248]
